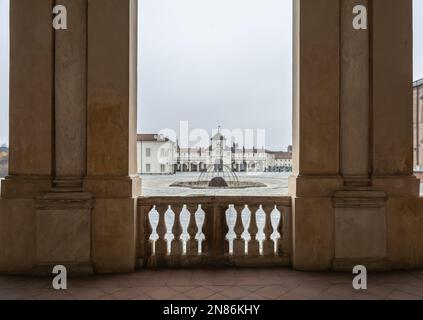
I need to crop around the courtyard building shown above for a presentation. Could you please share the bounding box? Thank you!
[0,145,7,178]
[137,134,177,175]
[138,131,292,174]
[266,146,293,172]
[414,78,423,172]
[177,132,269,173]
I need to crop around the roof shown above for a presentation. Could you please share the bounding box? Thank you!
[178,147,266,153]
[211,132,225,141]
[273,152,293,160]
[414,78,423,88]
[137,134,171,143]
[137,134,158,141]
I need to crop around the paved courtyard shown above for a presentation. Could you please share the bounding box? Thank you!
[141,173,290,197]
[2,268,423,300]
[141,173,423,197]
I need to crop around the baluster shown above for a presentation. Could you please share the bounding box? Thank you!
[186,204,199,256]
[155,205,167,257]
[225,205,237,255]
[171,205,183,256]
[248,205,260,256]
[164,206,175,255]
[179,205,191,256]
[195,205,207,255]
[262,205,276,256]
[233,205,244,256]
[241,205,251,256]
[270,205,282,255]
[147,206,159,256]
[223,205,229,255]
[255,205,266,255]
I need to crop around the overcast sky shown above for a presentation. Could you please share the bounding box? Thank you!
[0,0,423,149]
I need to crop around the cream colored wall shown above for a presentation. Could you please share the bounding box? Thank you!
[138,141,175,174]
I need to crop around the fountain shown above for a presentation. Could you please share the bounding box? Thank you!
[170,127,266,190]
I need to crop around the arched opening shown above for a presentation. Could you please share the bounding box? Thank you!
[137,0,293,196]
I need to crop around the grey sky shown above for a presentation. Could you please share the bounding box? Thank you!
[1,0,423,149]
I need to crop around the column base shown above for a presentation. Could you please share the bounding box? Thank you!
[84,175,141,199]
[372,175,420,197]
[289,174,344,197]
[85,175,140,273]
[343,176,371,188]
[333,190,389,270]
[1,175,52,199]
[35,191,94,271]
[52,177,84,192]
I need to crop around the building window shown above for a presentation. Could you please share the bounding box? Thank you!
[161,164,165,173]
[146,164,151,173]
[146,148,151,157]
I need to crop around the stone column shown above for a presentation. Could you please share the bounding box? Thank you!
[340,0,370,187]
[333,0,389,271]
[0,0,54,273]
[289,0,343,270]
[1,0,54,199]
[53,0,87,191]
[35,0,93,274]
[85,0,141,273]
[290,0,421,271]
[371,0,419,196]
[371,0,422,269]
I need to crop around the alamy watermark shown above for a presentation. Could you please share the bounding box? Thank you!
[52,265,67,290]
[353,265,368,290]
[158,121,266,151]
[51,4,368,31]
[52,5,67,30]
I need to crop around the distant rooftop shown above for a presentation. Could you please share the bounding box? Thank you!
[137,134,171,143]
[137,133,292,156]
[414,78,423,87]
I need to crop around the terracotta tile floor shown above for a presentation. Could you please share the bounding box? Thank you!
[1,268,423,300]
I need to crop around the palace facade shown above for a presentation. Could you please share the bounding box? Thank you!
[137,132,292,174]
[414,78,423,171]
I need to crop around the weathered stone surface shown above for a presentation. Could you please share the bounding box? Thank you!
[0,199,35,273]
[387,197,423,269]
[54,0,87,181]
[292,197,334,270]
[87,0,138,179]
[372,0,414,176]
[340,0,370,186]
[292,0,340,176]
[36,192,93,267]
[1,0,54,199]
[92,198,137,273]
[334,191,389,270]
